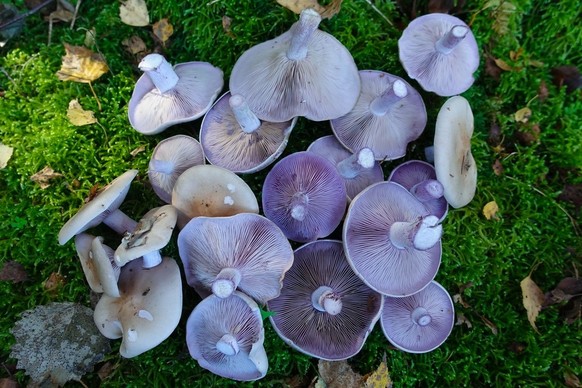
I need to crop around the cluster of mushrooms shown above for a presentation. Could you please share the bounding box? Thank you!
[58,8,480,381]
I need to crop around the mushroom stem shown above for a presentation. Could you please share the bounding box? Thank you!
[138,54,179,94]
[103,209,138,235]
[289,193,309,221]
[311,286,343,315]
[229,94,261,133]
[389,215,442,250]
[369,80,408,116]
[410,179,444,202]
[435,25,469,55]
[216,333,240,356]
[336,148,375,179]
[149,158,175,175]
[141,251,163,268]
[212,268,242,298]
[411,306,432,326]
[287,8,322,61]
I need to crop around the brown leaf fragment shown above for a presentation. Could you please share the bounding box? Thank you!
[120,0,150,27]
[485,55,503,81]
[277,0,344,19]
[455,312,472,328]
[30,166,63,189]
[57,43,109,83]
[43,272,66,295]
[565,371,581,388]
[130,145,146,157]
[67,99,97,126]
[480,315,498,335]
[364,354,392,388]
[0,261,28,283]
[122,35,147,55]
[152,18,173,45]
[453,293,471,308]
[317,359,365,388]
[515,123,540,146]
[85,183,103,203]
[561,297,581,324]
[558,184,582,212]
[222,15,235,38]
[507,341,527,354]
[0,377,18,388]
[97,361,116,381]
[538,80,549,102]
[551,66,582,93]
[492,159,504,176]
[520,275,545,333]
[494,58,514,72]
[488,122,502,145]
[544,277,582,306]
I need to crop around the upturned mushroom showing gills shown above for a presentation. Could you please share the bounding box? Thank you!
[267,240,383,360]
[398,13,479,96]
[380,280,454,353]
[229,8,360,122]
[178,213,293,303]
[262,151,347,243]
[200,92,296,173]
[128,53,224,135]
[186,291,268,381]
[343,181,442,297]
[331,70,427,161]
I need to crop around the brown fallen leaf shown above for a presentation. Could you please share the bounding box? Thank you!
[97,361,116,381]
[492,159,504,176]
[543,277,582,306]
[514,107,532,123]
[277,0,344,19]
[565,371,581,388]
[364,354,392,388]
[0,377,18,388]
[130,145,146,157]
[0,261,28,283]
[455,312,472,328]
[453,293,471,308]
[56,43,109,84]
[558,184,582,212]
[494,58,515,72]
[44,272,66,295]
[152,18,173,45]
[67,99,97,126]
[561,297,581,324]
[222,15,235,38]
[515,123,540,146]
[0,143,14,169]
[31,166,63,189]
[122,35,148,55]
[483,201,499,220]
[317,359,365,388]
[538,80,549,102]
[520,274,545,333]
[120,0,149,27]
[551,66,582,93]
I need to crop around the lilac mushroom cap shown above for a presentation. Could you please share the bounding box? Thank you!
[398,13,479,96]
[343,181,442,296]
[268,240,383,360]
[331,70,427,161]
[262,151,347,243]
[178,213,294,303]
[148,135,205,203]
[200,92,296,173]
[229,8,360,122]
[380,280,454,353]
[307,135,384,201]
[128,54,224,135]
[186,291,268,381]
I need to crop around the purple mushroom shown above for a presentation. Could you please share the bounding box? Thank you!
[268,240,383,360]
[200,92,296,173]
[343,181,442,296]
[262,151,347,243]
[330,70,427,161]
[398,13,479,96]
[380,280,454,353]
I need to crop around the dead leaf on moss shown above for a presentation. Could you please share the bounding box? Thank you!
[483,201,499,220]
[277,0,344,19]
[455,312,472,328]
[364,354,392,388]
[97,361,116,381]
[43,272,66,295]
[84,27,97,48]
[122,35,148,55]
[485,55,503,80]
[130,145,146,157]
[317,359,365,388]
[565,371,581,388]
[0,261,28,283]
[56,43,108,83]
[222,15,235,38]
[514,107,532,123]
[538,80,549,102]
[67,99,97,126]
[520,274,545,333]
[153,18,173,45]
[0,143,14,169]
[480,315,499,335]
[492,159,504,176]
[120,0,149,27]
[31,166,63,189]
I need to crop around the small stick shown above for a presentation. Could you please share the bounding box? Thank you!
[0,0,55,30]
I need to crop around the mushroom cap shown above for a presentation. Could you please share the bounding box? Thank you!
[171,164,259,229]
[91,236,121,297]
[307,135,384,201]
[58,169,138,245]
[331,70,427,161]
[114,205,177,266]
[398,13,479,96]
[262,151,347,243]
[148,135,206,203]
[128,57,224,135]
[267,240,383,360]
[93,256,182,358]
[177,213,294,304]
[200,92,296,173]
[433,96,477,208]
[343,181,442,296]
[186,291,268,381]
[75,233,119,295]
[380,280,454,353]
[229,8,360,122]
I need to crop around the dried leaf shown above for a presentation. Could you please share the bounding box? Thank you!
[544,277,582,306]
[514,107,532,123]
[120,0,149,27]
[493,58,514,72]
[480,315,499,335]
[122,35,147,55]
[0,378,18,388]
[483,201,499,220]
[453,293,471,308]
[538,80,549,102]
[455,312,472,328]
[565,371,581,388]
[222,15,235,37]
[0,143,14,169]
[508,341,527,354]
[551,66,582,93]
[84,27,96,48]
[31,166,63,189]
[152,18,173,44]
[67,99,97,126]
[561,297,581,324]
[276,0,344,19]
[520,275,545,333]
[43,272,66,294]
[97,361,116,381]
[317,359,365,388]
[485,55,503,81]
[0,261,28,283]
[364,354,392,388]
[56,43,109,84]
[516,123,540,146]
[492,159,504,176]
[490,0,516,36]
[130,145,146,157]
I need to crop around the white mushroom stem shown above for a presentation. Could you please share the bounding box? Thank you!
[389,215,442,250]
[369,80,408,116]
[336,148,375,179]
[435,25,469,55]
[103,209,138,235]
[287,8,322,61]
[311,286,342,315]
[212,268,242,298]
[289,193,309,221]
[149,158,175,175]
[410,179,444,202]
[138,53,179,94]
[229,94,261,133]
[216,334,240,356]
[411,306,432,326]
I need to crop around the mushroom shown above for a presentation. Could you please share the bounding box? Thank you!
[307,135,384,201]
[343,181,442,297]
[262,151,347,243]
[380,280,454,353]
[199,92,296,173]
[267,240,383,360]
[330,70,427,161]
[186,291,268,381]
[93,256,183,358]
[229,8,360,122]
[177,213,294,303]
[148,135,206,203]
[74,234,121,297]
[128,53,224,135]
[398,13,479,96]
[433,95,477,208]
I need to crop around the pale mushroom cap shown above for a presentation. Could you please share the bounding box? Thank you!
[91,236,121,297]
[74,233,104,293]
[434,96,477,208]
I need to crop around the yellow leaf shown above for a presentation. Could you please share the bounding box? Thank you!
[120,0,150,27]
[276,0,344,19]
[365,354,392,388]
[515,107,532,123]
[494,58,514,71]
[152,18,173,44]
[0,143,14,169]
[67,99,97,126]
[520,275,545,333]
[483,201,499,220]
[31,166,63,189]
[56,43,108,83]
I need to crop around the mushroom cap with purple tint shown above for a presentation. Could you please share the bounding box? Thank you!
[388,160,448,221]
[200,92,296,173]
[267,240,383,361]
[330,70,427,161]
[74,233,120,297]
[398,13,479,96]
[307,135,384,201]
[177,213,294,304]
[262,151,347,243]
[380,280,454,353]
[343,181,442,296]
[148,135,205,203]
[229,8,360,122]
[186,291,268,381]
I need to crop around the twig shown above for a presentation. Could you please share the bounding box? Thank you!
[70,0,81,29]
[363,0,393,26]
[88,81,102,111]
[0,0,55,31]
